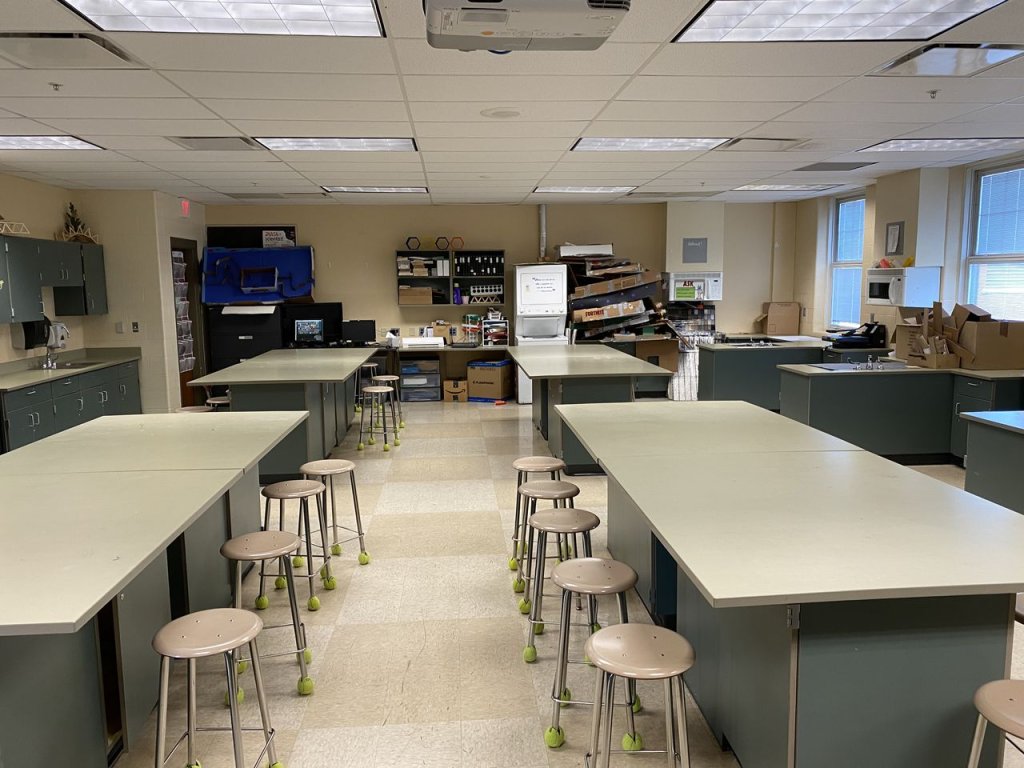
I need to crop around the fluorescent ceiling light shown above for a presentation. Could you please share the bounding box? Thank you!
[255,138,416,152]
[0,135,102,150]
[61,0,383,36]
[534,186,636,194]
[873,43,1024,76]
[735,183,840,191]
[573,137,728,151]
[860,138,1024,151]
[323,186,427,193]
[674,0,1008,43]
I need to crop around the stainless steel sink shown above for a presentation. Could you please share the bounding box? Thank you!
[57,361,101,369]
[813,362,907,371]
[731,342,778,348]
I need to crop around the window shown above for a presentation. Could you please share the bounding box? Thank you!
[830,197,865,327]
[966,164,1024,320]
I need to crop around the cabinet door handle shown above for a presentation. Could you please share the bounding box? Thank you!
[955,402,962,415]
[30,412,38,427]
[238,335,253,340]
[967,380,979,387]
[26,389,36,396]
[78,397,84,412]
[120,384,126,395]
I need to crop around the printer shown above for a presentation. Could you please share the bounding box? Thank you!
[823,322,888,349]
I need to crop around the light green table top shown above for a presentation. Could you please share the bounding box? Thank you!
[190,348,376,386]
[962,410,1024,437]
[0,349,140,392]
[0,412,307,475]
[779,363,1024,380]
[507,344,671,379]
[699,341,830,351]
[0,469,240,635]
[603,448,1024,608]
[556,401,860,459]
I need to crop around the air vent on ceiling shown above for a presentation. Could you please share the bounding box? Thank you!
[0,33,139,69]
[796,161,876,172]
[170,137,264,151]
[719,138,808,152]
[589,0,630,9]
[627,191,721,199]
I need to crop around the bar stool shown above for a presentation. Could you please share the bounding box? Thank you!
[357,385,399,452]
[176,405,211,413]
[203,386,231,411]
[221,530,314,696]
[300,458,370,565]
[515,479,579,600]
[261,479,333,611]
[967,679,1024,767]
[354,362,378,413]
[372,374,405,428]
[585,624,694,768]
[545,557,640,749]
[523,507,600,663]
[153,608,281,768]
[509,456,567,574]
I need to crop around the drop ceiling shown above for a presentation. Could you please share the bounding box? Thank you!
[0,0,1022,204]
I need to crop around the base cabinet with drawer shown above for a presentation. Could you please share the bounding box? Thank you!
[950,375,1024,460]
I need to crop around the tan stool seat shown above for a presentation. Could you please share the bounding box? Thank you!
[519,480,580,501]
[513,456,566,474]
[360,363,378,369]
[153,608,262,659]
[372,374,399,382]
[1015,594,1024,624]
[362,385,393,394]
[177,405,211,413]
[585,624,695,680]
[262,479,325,500]
[206,395,231,405]
[221,530,300,562]
[529,508,599,535]
[300,458,355,476]
[975,680,1024,738]
[552,557,636,595]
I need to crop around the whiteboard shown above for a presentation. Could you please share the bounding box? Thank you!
[516,264,567,316]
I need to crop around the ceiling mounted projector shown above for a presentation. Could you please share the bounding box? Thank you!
[424,0,629,51]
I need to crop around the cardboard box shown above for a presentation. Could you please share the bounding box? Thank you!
[892,324,924,361]
[572,300,645,324]
[398,286,433,306]
[755,302,801,336]
[957,319,1024,369]
[571,271,660,300]
[443,378,467,402]
[431,321,452,343]
[634,337,679,372]
[467,359,513,401]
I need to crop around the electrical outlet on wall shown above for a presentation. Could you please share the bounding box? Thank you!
[131,321,140,333]
[114,321,125,334]
[801,307,807,318]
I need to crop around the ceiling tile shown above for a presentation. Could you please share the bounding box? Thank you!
[419,162,555,173]
[426,171,545,180]
[946,105,1024,125]
[415,121,587,138]
[37,118,242,136]
[0,0,94,32]
[0,97,215,120]
[776,102,981,124]
[201,99,409,122]
[403,76,628,103]
[0,70,187,98]
[162,71,403,101]
[895,123,1024,139]
[819,78,1024,105]
[750,120,929,139]
[77,136,186,151]
[619,76,847,102]
[273,152,421,164]
[932,1,1024,45]
[609,0,699,42]
[0,117,64,134]
[641,42,911,77]
[596,101,798,122]
[422,151,564,163]
[410,101,605,122]
[230,120,412,137]
[377,0,431,39]
[393,40,657,76]
[417,138,572,152]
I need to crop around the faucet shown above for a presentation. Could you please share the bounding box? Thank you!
[43,347,59,369]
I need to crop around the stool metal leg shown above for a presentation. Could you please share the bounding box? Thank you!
[510,470,525,571]
[187,658,198,767]
[546,587,574,747]
[154,656,170,768]
[328,475,341,555]
[357,392,367,449]
[599,671,616,768]
[350,472,370,564]
[315,492,336,588]
[224,653,245,768]
[283,556,312,694]
[249,637,281,768]
[664,678,676,768]
[587,667,606,768]
[673,675,690,768]
[523,528,548,662]
[966,714,987,768]
[301,498,320,610]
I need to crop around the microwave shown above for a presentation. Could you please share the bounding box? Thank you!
[865,267,940,307]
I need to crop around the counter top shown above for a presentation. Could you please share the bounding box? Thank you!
[190,348,375,386]
[779,363,1024,380]
[0,411,307,475]
[557,401,860,458]
[507,344,671,379]
[962,410,1024,436]
[0,469,241,635]
[0,348,141,393]
[700,341,830,351]
[603,449,1024,608]
[398,345,508,353]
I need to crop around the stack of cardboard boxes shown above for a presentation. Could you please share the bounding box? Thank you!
[892,302,1024,369]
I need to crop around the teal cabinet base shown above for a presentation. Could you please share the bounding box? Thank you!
[229,383,326,481]
[699,347,823,411]
[548,376,632,474]
[965,421,1024,513]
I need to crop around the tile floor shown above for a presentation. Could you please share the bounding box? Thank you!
[116,405,1023,768]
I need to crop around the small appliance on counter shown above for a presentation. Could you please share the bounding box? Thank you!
[823,322,888,349]
[11,317,51,350]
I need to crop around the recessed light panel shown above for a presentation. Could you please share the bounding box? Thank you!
[873,44,1024,76]
[62,0,383,36]
[534,186,636,194]
[735,183,840,191]
[255,138,416,152]
[0,135,102,150]
[675,0,1007,42]
[859,138,1024,152]
[323,186,428,193]
[573,138,728,151]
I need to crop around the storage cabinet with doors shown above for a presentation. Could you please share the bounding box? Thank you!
[38,239,84,287]
[206,306,283,372]
[950,375,1024,460]
[53,243,108,316]
[0,235,45,323]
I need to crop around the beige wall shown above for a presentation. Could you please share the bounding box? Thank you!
[772,203,797,304]
[794,198,829,335]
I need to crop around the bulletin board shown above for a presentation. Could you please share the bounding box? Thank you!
[201,246,315,305]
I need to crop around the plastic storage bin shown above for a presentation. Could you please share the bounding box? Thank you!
[401,387,441,402]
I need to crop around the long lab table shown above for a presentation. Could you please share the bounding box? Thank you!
[557,400,1024,768]
[190,348,375,480]
[963,410,1024,514]
[507,345,671,473]
[0,412,305,767]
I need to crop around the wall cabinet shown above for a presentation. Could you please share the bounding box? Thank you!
[1,236,45,323]
[38,240,84,287]
[54,243,108,316]
[0,237,107,322]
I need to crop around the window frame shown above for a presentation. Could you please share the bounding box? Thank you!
[828,194,866,329]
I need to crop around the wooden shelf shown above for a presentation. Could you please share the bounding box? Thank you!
[397,249,505,310]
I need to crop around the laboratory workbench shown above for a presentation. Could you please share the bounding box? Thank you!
[963,411,1024,517]
[190,348,375,479]
[0,347,140,392]
[557,400,1021,768]
[507,344,671,473]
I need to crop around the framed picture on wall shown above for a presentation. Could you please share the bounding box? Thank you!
[885,221,904,256]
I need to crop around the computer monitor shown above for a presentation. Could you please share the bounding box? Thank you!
[341,319,376,345]
[295,318,324,343]
[281,302,342,344]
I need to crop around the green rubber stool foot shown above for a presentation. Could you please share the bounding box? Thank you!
[303,648,313,664]
[368,437,376,445]
[591,622,601,633]
[518,598,531,615]
[394,439,401,447]
[186,763,202,768]
[508,556,519,571]
[358,552,371,565]
[255,595,270,610]
[544,726,565,749]
[632,695,643,714]
[374,422,382,429]
[323,576,338,590]
[622,733,644,752]
[236,660,249,675]
[355,405,362,412]
[559,687,572,707]
[307,596,320,611]
[399,421,406,428]
[297,676,314,696]
[523,646,537,663]
[383,443,390,452]
[533,622,545,636]
[357,443,365,451]
[274,575,288,591]
[331,543,342,556]
[269,763,284,768]
[512,578,526,594]
[223,688,244,707]
[292,556,305,569]
[319,565,329,578]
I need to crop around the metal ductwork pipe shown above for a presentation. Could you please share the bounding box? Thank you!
[539,203,547,260]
